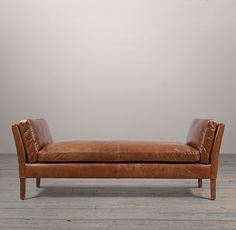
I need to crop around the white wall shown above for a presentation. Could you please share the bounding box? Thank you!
[0,0,235,153]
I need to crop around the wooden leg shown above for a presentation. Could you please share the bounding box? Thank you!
[20,178,25,200]
[210,179,216,200]
[198,178,202,188]
[36,178,40,188]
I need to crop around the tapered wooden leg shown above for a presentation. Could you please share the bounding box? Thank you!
[198,178,202,188]
[210,179,216,200]
[36,178,40,188]
[20,178,25,200]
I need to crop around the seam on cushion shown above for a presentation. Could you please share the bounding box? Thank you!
[116,151,199,154]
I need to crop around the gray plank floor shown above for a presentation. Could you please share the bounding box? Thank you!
[0,154,236,230]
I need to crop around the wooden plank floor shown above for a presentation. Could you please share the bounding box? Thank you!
[0,154,236,229]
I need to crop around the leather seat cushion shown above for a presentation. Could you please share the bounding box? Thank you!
[38,141,200,163]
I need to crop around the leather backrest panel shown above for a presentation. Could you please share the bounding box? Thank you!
[186,118,218,164]
[19,119,53,163]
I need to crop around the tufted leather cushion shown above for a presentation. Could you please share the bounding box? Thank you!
[19,119,53,163]
[186,119,218,164]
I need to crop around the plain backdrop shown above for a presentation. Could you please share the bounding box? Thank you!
[0,0,235,154]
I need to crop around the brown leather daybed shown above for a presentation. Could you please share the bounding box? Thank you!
[12,118,225,200]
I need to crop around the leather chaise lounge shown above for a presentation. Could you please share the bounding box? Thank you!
[12,118,225,200]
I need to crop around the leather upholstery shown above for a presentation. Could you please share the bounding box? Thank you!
[118,141,199,162]
[25,163,211,179]
[12,125,26,177]
[38,141,118,162]
[12,119,225,200]
[11,118,225,200]
[117,163,210,178]
[19,119,53,163]
[18,118,218,164]
[186,119,218,164]
[38,140,200,163]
